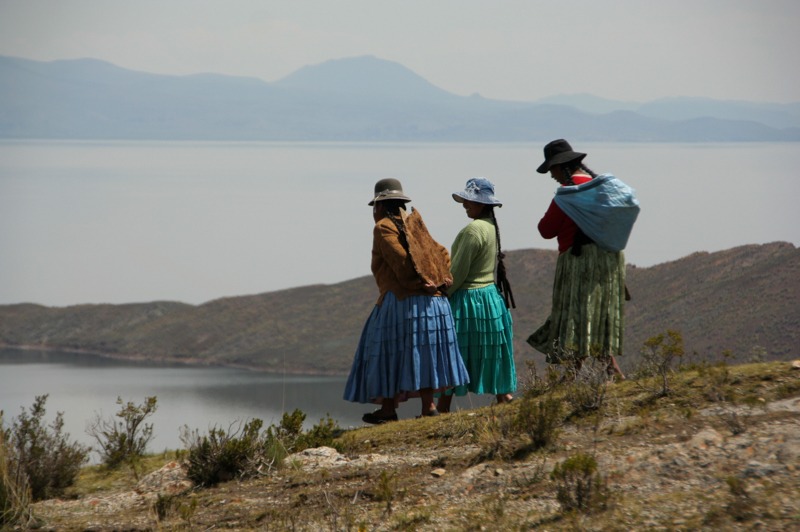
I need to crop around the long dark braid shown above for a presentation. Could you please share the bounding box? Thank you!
[562,161,597,184]
[383,200,409,249]
[490,208,515,309]
[579,163,597,178]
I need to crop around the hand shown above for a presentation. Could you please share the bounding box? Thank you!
[442,276,453,288]
[423,281,438,294]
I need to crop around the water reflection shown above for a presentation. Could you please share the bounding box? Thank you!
[0,349,490,458]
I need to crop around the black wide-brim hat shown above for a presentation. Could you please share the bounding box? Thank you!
[536,139,586,174]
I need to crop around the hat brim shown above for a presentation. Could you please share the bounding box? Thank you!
[368,194,411,206]
[452,192,502,206]
[536,152,586,174]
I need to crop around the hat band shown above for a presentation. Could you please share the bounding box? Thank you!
[375,189,404,198]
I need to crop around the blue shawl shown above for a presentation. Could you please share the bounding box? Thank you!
[554,173,640,252]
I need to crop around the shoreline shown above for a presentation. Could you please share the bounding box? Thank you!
[0,344,348,377]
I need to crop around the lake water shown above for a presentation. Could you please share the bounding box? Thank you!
[0,348,491,460]
[1,140,798,307]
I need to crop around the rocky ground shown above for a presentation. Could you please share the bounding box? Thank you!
[19,362,800,530]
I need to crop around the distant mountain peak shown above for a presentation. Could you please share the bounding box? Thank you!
[272,55,454,100]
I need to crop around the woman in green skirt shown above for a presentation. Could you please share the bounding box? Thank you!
[437,177,516,413]
[527,139,627,379]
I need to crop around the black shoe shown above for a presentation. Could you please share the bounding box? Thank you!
[416,409,439,419]
[362,410,398,425]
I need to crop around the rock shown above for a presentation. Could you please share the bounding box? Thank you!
[135,461,193,498]
[689,428,724,449]
[742,460,783,478]
[431,468,446,477]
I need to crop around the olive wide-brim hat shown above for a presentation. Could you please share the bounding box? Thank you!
[368,178,412,206]
[536,139,586,174]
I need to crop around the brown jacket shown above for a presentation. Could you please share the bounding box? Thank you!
[371,211,451,305]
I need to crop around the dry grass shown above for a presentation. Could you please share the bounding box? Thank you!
[25,361,800,530]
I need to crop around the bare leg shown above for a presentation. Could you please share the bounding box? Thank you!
[437,393,453,413]
[419,388,438,416]
[496,393,513,404]
[607,355,625,380]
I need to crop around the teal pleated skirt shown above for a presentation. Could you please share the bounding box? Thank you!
[448,284,516,396]
[527,244,625,364]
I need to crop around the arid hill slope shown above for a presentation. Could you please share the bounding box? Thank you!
[1,242,797,373]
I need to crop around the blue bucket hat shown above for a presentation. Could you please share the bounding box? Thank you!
[452,177,502,206]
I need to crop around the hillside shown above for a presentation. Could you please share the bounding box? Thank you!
[1,242,797,374]
[2,55,799,141]
[21,361,800,530]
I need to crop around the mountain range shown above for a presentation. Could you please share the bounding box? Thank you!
[1,242,797,375]
[1,54,799,142]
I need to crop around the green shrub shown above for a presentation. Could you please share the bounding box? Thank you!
[182,419,268,487]
[634,330,685,397]
[564,358,609,418]
[514,395,562,451]
[698,360,735,402]
[1,411,32,527]
[298,414,341,451]
[476,407,518,460]
[265,409,305,454]
[86,396,158,469]
[2,395,89,501]
[181,410,342,487]
[518,360,562,399]
[551,453,609,514]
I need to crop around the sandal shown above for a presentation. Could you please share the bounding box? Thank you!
[362,410,398,425]
[416,409,440,419]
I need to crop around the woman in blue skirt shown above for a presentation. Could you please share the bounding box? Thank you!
[437,178,516,413]
[343,178,470,423]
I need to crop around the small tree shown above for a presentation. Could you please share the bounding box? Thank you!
[87,396,158,469]
[551,453,609,514]
[182,419,272,487]
[514,395,563,451]
[4,395,89,501]
[634,330,685,397]
[1,411,32,527]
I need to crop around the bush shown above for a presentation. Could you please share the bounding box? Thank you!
[181,410,342,487]
[1,411,32,528]
[564,358,609,418]
[551,453,609,514]
[86,396,158,469]
[514,395,562,451]
[297,414,342,451]
[2,395,89,501]
[182,419,268,487]
[634,330,685,397]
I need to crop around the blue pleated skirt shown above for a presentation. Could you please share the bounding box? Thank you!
[448,284,516,396]
[343,292,470,404]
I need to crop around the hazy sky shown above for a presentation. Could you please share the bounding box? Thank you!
[1,0,799,103]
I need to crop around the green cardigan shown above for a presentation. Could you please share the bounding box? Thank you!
[449,218,497,294]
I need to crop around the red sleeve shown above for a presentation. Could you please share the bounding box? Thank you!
[538,199,566,240]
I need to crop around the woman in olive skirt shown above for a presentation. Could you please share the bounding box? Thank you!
[527,140,627,379]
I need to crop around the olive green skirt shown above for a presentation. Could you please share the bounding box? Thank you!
[527,245,625,364]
